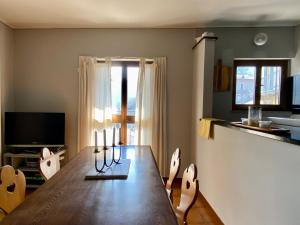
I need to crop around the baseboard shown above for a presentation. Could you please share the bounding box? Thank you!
[198,191,224,225]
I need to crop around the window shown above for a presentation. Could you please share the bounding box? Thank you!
[232,60,288,110]
[111,61,139,145]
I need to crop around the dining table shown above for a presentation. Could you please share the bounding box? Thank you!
[0,145,178,225]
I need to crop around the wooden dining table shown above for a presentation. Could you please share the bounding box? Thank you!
[1,145,178,225]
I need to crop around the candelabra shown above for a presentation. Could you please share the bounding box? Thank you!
[94,143,122,173]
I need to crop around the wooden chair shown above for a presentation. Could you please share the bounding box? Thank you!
[40,148,60,180]
[165,148,181,202]
[0,165,26,220]
[174,164,199,225]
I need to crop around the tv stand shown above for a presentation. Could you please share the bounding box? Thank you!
[3,147,66,188]
[23,149,40,154]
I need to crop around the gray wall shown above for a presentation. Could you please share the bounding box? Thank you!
[9,26,299,171]
[14,28,195,174]
[0,22,14,159]
[196,27,295,121]
[292,25,300,75]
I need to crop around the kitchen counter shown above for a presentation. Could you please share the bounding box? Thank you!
[192,121,300,225]
[215,120,300,147]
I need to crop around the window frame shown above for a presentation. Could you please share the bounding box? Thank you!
[111,61,138,144]
[232,59,289,111]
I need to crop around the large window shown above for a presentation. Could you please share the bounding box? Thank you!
[232,60,288,110]
[111,61,139,145]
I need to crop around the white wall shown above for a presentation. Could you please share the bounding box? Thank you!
[13,28,195,173]
[192,124,300,225]
[0,22,14,159]
[191,38,216,162]
[192,38,216,119]
[292,25,300,75]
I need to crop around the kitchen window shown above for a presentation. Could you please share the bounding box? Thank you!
[232,60,289,110]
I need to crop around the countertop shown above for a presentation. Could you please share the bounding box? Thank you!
[215,121,300,146]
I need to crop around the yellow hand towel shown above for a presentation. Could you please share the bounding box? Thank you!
[198,118,223,139]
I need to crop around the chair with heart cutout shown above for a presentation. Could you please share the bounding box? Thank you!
[0,165,26,221]
[40,148,60,181]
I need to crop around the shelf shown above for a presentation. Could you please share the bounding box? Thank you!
[18,167,40,172]
[26,177,44,181]
[26,184,41,188]
[4,149,66,159]
[4,152,40,158]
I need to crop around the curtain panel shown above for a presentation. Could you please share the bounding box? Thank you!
[78,56,167,175]
[152,57,168,176]
[135,57,168,175]
[77,56,112,152]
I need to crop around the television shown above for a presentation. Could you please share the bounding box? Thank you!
[5,112,65,147]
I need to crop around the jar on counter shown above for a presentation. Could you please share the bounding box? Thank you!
[248,106,262,126]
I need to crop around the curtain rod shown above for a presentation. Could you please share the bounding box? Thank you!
[77,57,154,72]
[96,57,154,62]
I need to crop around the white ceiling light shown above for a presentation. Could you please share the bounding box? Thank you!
[253,33,268,46]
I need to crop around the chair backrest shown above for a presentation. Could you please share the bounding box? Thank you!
[40,148,60,180]
[175,164,199,225]
[166,148,181,201]
[0,165,26,214]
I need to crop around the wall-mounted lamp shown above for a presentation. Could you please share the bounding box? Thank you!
[253,33,268,46]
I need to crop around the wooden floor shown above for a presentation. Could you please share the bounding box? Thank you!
[172,182,224,225]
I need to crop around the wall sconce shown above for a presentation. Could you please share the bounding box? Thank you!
[253,33,268,46]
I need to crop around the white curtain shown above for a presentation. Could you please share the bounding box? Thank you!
[135,58,155,146]
[78,56,112,151]
[135,57,167,175]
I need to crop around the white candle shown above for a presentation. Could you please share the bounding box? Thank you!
[103,129,107,147]
[112,127,115,146]
[119,127,121,144]
[95,131,97,147]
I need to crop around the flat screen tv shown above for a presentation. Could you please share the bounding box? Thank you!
[5,112,65,147]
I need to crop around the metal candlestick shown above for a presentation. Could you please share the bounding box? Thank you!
[94,150,105,173]
[94,147,100,153]
[94,144,122,173]
[112,144,121,164]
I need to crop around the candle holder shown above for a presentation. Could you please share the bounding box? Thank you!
[94,147,100,154]
[94,150,105,173]
[94,144,122,173]
[112,144,121,164]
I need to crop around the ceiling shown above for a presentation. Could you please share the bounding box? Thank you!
[0,0,300,28]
